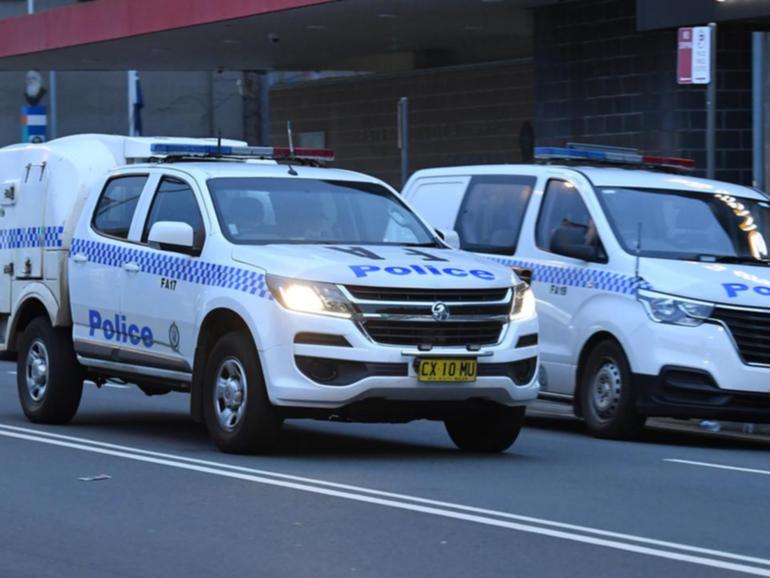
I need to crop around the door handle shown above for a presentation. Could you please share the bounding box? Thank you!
[123,262,140,273]
[72,253,87,263]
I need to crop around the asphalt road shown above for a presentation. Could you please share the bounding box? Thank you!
[1,360,768,578]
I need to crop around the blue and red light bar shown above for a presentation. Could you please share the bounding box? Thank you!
[534,145,695,172]
[150,143,335,162]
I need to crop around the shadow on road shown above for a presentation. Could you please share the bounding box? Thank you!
[59,410,535,460]
[525,414,770,451]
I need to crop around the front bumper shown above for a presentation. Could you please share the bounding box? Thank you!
[628,319,770,395]
[258,306,540,409]
[634,367,770,422]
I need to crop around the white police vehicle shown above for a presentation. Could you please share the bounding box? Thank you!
[1,134,538,453]
[403,143,770,439]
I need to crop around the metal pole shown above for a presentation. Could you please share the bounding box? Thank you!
[398,97,409,188]
[258,72,272,146]
[127,71,134,136]
[753,32,765,190]
[48,71,57,139]
[26,0,33,14]
[706,22,717,180]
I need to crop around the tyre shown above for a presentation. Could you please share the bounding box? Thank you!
[17,317,84,424]
[202,331,283,454]
[445,405,526,453]
[579,339,646,439]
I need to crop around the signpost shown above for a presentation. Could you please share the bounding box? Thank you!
[678,25,716,179]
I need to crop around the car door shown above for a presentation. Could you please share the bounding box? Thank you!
[525,178,608,395]
[70,173,150,359]
[118,174,207,373]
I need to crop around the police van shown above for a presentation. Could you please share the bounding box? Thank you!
[403,144,770,439]
[1,134,538,453]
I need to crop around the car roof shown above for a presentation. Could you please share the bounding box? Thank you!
[125,160,388,186]
[408,164,767,201]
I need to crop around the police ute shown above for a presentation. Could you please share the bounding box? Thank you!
[403,143,770,439]
[1,134,538,453]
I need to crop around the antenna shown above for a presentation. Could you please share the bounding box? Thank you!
[287,121,295,156]
[216,131,222,157]
[286,121,298,176]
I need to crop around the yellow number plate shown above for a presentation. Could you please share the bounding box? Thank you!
[418,359,477,382]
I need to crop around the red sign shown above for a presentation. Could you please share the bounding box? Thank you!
[677,28,693,84]
[678,26,711,85]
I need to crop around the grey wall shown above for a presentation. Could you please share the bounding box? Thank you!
[0,69,244,145]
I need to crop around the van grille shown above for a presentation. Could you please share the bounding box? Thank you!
[711,307,770,365]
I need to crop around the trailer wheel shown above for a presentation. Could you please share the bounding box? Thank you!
[17,317,84,424]
[579,339,646,439]
[202,331,283,454]
[445,405,525,453]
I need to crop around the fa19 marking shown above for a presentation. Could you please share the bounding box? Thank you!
[549,284,567,296]
[161,278,177,291]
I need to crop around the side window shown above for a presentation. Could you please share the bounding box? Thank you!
[454,175,536,255]
[142,177,205,245]
[92,175,147,240]
[536,179,602,258]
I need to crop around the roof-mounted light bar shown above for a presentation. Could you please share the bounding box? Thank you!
[149,143,335,162]
[534,144,695,172]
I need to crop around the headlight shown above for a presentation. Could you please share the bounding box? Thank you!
[511,283,536,319]
[267,275,355,318]
[637,289,713,327]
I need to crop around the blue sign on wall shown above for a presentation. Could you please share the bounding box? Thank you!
[21,106,47,143]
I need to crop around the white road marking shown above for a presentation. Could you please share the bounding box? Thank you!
[666,458,770,477]
[103,383,130,390]
[1,425,769,575]
[7,371,16,375]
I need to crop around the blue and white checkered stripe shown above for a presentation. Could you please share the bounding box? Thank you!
[0,226,63,250]
[71,238,272,299]
[493,257,652,295]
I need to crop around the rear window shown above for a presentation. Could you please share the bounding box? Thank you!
[454,175,536,255]
[92,175,147,240]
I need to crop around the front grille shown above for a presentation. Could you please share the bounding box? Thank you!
[361,320,504,346]
[711,307,770,365]
[346,286,509,303]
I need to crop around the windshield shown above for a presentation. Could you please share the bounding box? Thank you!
[597,187,770,262]
[207,177,437,246]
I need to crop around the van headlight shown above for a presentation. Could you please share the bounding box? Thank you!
[637,289,713,327]
[511,283,536,319]
[267,275,354,318]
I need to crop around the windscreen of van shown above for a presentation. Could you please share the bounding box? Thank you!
[207,177,438,246]
[597,187,770,262]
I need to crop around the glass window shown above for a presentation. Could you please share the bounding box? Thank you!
[597,187,770,262]
[142,178,205,244]
[536,179,598,254]
[454,175,536,255]
[207,178,437,246]
[92,176,147,239]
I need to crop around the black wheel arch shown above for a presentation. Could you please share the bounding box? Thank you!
[191,309,260,423]
[573,331,624,418]
[10,298,53,352]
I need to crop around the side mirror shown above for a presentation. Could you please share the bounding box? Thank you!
[436,228,461,249]
[148,221,199,256]
[550,225,599,262]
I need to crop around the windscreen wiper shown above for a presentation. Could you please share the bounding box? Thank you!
[695,254,770,265]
